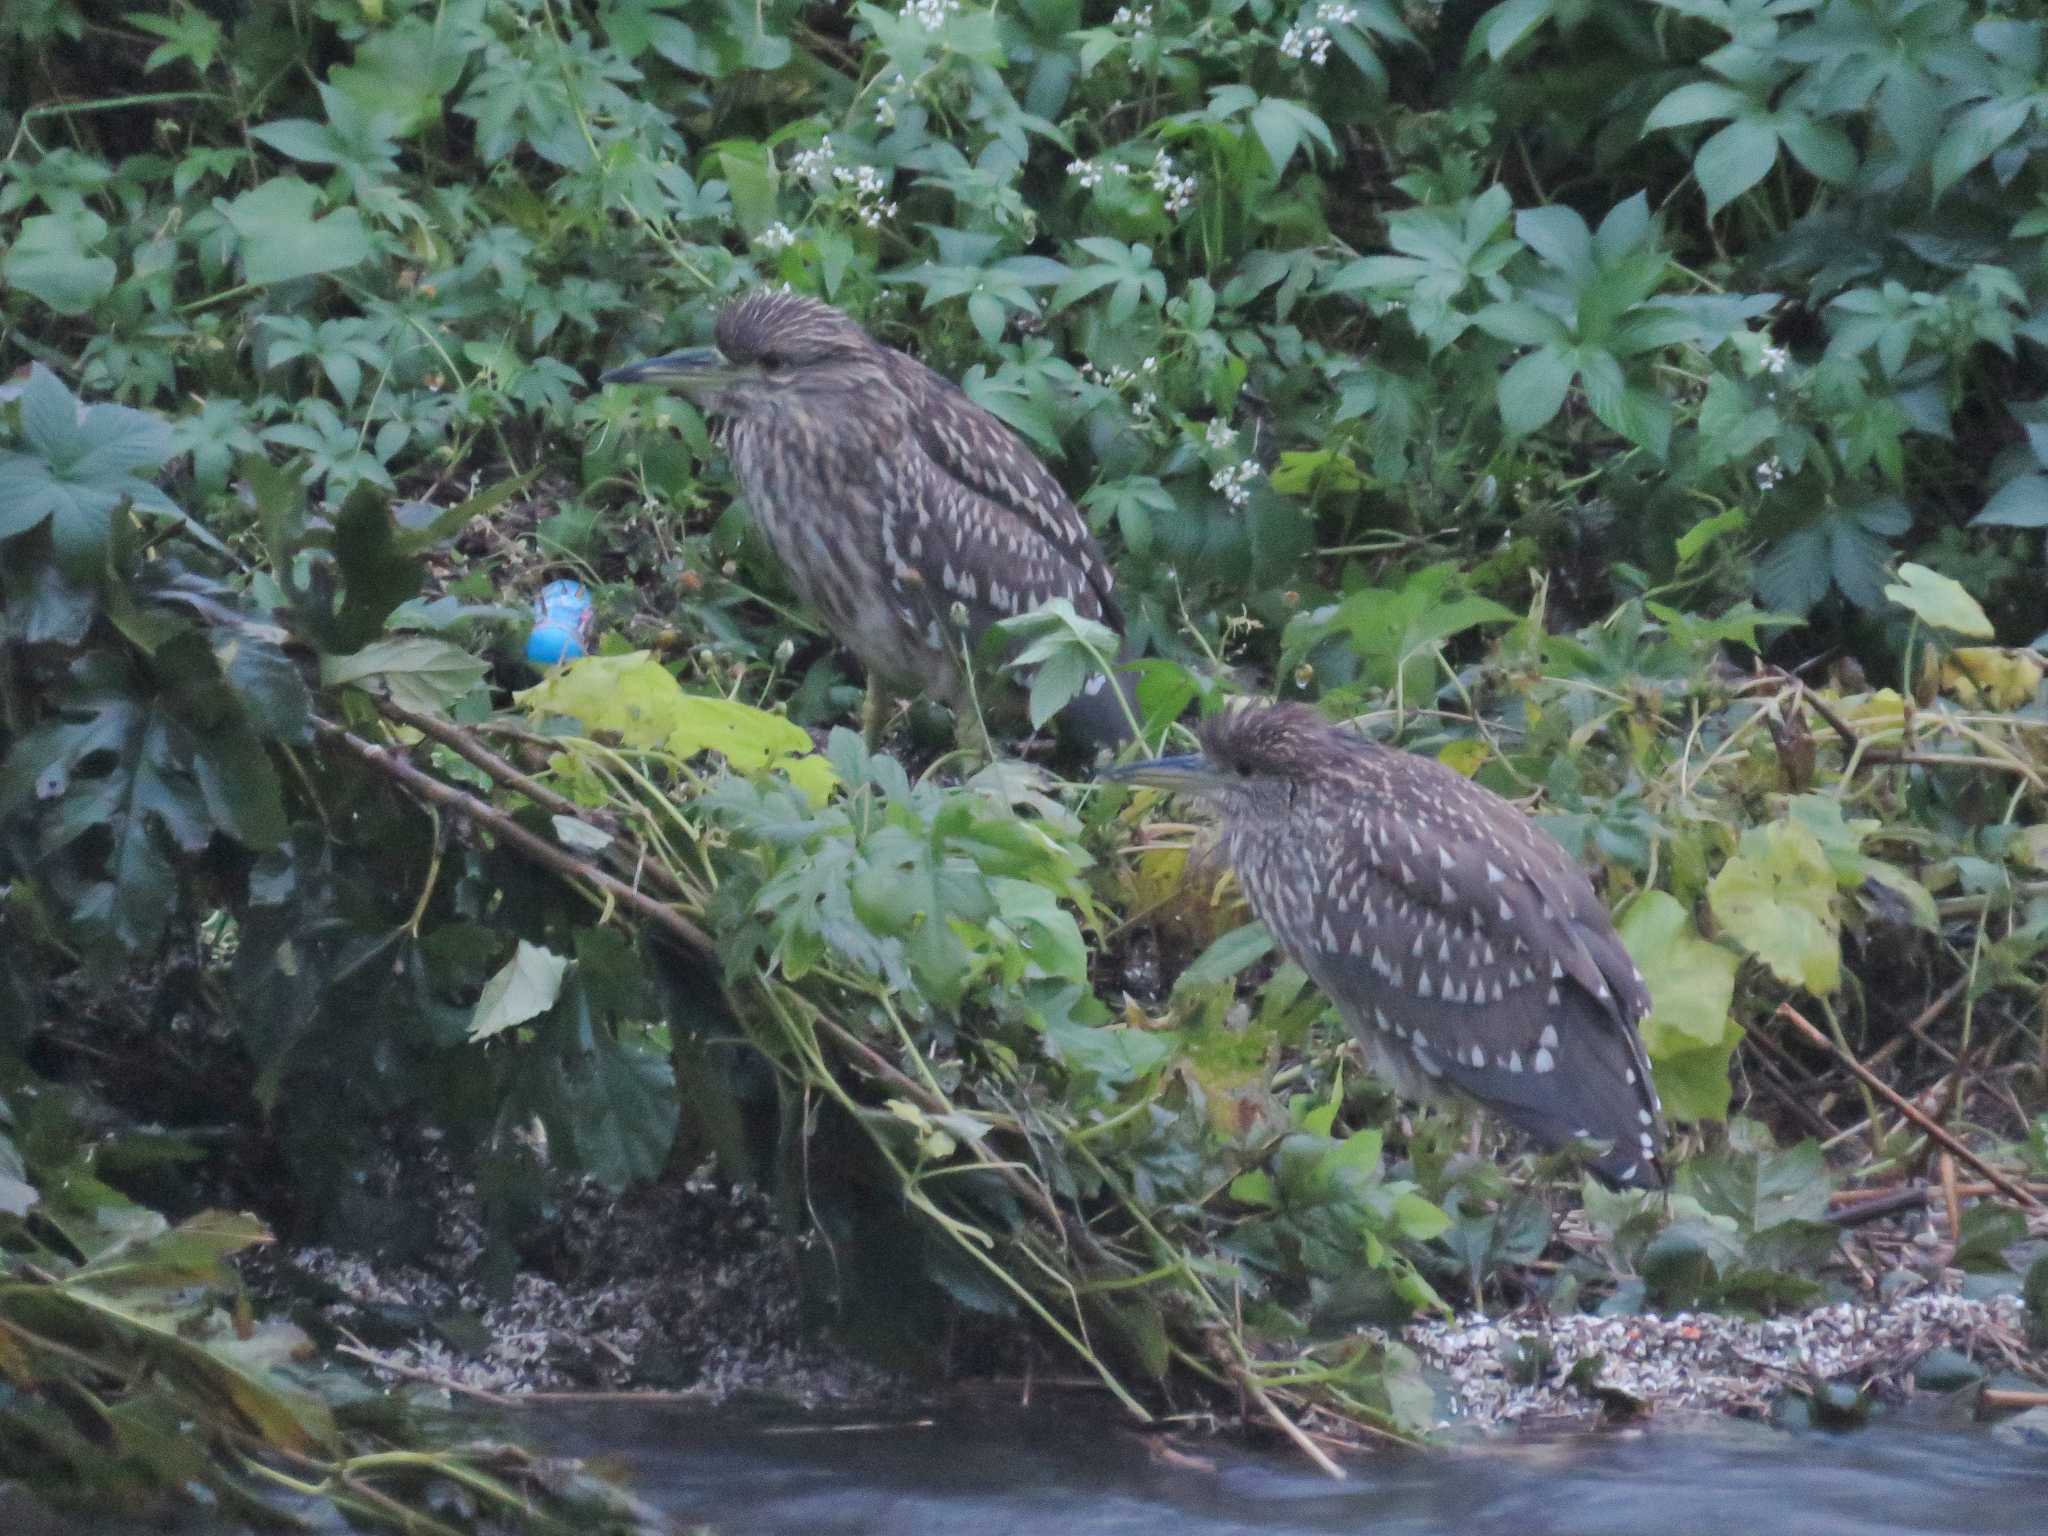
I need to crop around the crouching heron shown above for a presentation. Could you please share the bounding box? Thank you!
[1104,702,1669,1188]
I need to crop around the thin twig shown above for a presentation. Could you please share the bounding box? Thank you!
[314,717,716,962]
[334,1339,517,1406]
[374,697,617,831]
[1983,1389,2048,1410]
[1775,1003,2042,1211]
[1782,673,1860,753]
[1223,1356,1346,1481]
[371,697,699,906]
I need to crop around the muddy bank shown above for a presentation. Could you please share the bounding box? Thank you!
[244,1156,900,1408]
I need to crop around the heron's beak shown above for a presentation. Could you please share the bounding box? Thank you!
[1097,752,1225,796]
[599,347,751,391]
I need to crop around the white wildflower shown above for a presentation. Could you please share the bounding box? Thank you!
[1204,418,1237,451]
[1111,5,1153,26]
[757,222,797,253]
[1067,157,1106,190]
[1081,359,1162,421]
[785,138,897,230]
[1149,148,1198,215]
[1761,343,1790,375]
[903,0,959,28]
[1316,3,1360,25]
[1755,457,1784,490]
[1279,26,1334,65]
[789,138,835,183]
[1210,460,1259,508]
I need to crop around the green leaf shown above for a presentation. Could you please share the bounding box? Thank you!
[1694,117,1779,217]
[1643,81,1749,131]
[1173,921,1275,997]
[1932,98,2030,200]
[218,177,372,285]
[1621,893,1738,1048]
[0,364,176,573]
[1883,562,1994,638]
[321,636,488,714]
[1475,0,1553,60]
[1975,474,2048,528]
[1707,821,1841,994]
[469,940,570,1041]
[1269,449,1364,496]
[1395,1191,1452,1240]
[1497,347,1573,435]
[2,208,116,315]
[1620,892,1740,1122]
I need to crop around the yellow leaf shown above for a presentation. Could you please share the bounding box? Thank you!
[1436,738,1488,778]
[1942,647,2045,710]
[518,651,838,805]
[1838,688,1907,731]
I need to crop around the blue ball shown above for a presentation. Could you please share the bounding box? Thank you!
[526,622,586,665]
[527,579,595,666]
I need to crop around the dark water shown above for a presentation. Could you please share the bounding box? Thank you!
[538,1398,2047,1536]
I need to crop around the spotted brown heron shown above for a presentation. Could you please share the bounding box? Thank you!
[1105,702,1668,1188]
[601,291,1137,753]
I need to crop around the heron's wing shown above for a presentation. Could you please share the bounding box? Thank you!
[889,354,1124,629]
[1259,761,1665,1187]
[880,455,1117,657]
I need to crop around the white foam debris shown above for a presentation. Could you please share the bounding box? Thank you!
[1394,1285,2029,1429]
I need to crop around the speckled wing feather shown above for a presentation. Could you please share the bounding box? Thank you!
[878,450,1115,655]
[886,354,1124,630]
[1237,751,1666,1187]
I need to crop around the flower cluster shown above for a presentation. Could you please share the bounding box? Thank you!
[756,223,798,253]
[902,0,960,28]
[1210,459,1259,508]
[1111,4,1152,25]
[1080,355,1161,420]
[1204,418,1238,452]
[786,137,898,229]
[1761,343,1790,375]
[1278,26,1333,64]
[1755,457,1785,491]
[1150,148,1198,215]
[1066,157,1117,190]
[1065,149,1197,215]
[1281,4,1359,65]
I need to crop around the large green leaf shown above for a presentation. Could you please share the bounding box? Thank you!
[1707,821,1841,994]
[217,176,373,284]
[2,208,117,315]
[0,365,176,573]
[321,635,488,714]
[1619,892,1740,1122]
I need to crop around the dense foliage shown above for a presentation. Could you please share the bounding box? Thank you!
[6,0,2048,1514]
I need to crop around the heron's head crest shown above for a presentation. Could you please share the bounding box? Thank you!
[715,290,877,369]
[1197,701,1353,780]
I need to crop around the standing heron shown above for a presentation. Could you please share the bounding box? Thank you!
[601,290,1137,753]
[1104,702,1668,1188]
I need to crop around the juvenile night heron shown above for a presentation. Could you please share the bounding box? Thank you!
[1106,703,1667,1188]
[601,291,1137,751]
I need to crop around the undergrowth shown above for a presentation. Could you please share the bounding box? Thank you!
[5,0,2048,1520]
